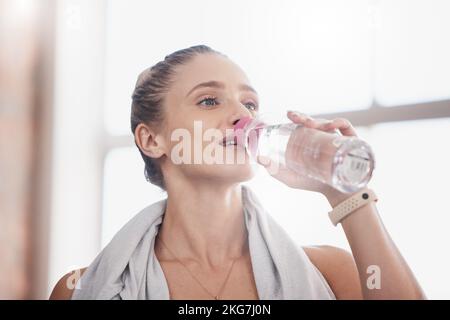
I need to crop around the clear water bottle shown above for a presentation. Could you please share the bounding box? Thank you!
[234,115,375,193]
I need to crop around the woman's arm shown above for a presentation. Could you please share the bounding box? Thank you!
[322,191,426,300]
[303,245,363,299]
[49,268,86,300]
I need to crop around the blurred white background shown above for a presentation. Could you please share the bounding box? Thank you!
[1,0,449,299]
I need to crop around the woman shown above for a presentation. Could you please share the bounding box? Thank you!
[50,45,425,300]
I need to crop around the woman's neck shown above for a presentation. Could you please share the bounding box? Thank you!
[156,181,248,269]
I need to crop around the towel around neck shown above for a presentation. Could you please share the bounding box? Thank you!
[72,185,335,300]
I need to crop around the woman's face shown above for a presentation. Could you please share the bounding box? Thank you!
[160,53,260,186]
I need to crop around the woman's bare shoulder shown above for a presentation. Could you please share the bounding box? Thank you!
[302,245,362,299]
[49,267,87,300]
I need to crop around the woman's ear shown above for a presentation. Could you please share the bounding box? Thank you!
[134,123,166,159]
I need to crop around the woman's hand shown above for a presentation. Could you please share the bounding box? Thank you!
[257,110,360,206]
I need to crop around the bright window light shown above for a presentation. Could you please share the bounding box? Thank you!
[375,0,450,105]
[103,0,373,135]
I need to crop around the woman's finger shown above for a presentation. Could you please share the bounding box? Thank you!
[287,110,310,123]
[313,118,336,131]
[287,111,320,128]
[287,112,358,137]
[325,118,358,137]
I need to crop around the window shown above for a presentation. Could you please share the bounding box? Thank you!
[375,0,450,105]
[103,0,374,136]
[366,118,450,299]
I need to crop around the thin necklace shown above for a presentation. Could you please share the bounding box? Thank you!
[158,236,238,300]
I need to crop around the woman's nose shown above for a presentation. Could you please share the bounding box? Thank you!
[229,104,253,126]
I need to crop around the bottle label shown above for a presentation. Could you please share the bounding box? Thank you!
[342,150,370,182]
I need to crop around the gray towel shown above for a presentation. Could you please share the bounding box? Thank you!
[72,185,335,300]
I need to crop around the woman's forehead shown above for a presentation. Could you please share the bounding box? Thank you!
[172,54,251,94]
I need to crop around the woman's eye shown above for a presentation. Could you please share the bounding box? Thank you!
[198,97,219,107]
[244,102,258,111]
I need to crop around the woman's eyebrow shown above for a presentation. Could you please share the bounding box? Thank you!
[239,84,258,95]
[186,81,258,97]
